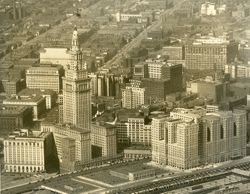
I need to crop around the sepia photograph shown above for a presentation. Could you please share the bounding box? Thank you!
[0,0,250,193]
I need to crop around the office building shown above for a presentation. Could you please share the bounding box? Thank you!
[151,108,247,169]
[0,105,33,137]
[63,27,91,130]
[4,129,57,173]
[202,110,247,164]
[185,35,238,70]
[141,59,183,103]
[142,78,169,103]
[3,95,46,121]
[41,123,91,171]
[146,58,170,79]
[2,78,25,96]
[115,121,129,145]
[18,88,57,109]
[26,65,64,93]
[151,116,169,165]
[91,123,117,159]
[122,80,145,109]
[152,116,199,169]
[168,121,199,169]
[126,117,151,146]
[225,62,250,79]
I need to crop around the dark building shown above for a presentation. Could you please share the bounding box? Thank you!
[162,45,185,60]
[239,47,250,62]
[0,105,33,137]
[2,78,25,96]
[142,78,170,103]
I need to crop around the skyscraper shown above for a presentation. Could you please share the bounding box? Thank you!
[63,27,91,130]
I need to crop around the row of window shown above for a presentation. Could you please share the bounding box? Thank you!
[207,123,238,142]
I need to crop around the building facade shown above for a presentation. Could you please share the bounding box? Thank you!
[185,36,238,70]
[122,80,145,109]
[26,65,64,93]
[3,95,46,121]
[4,129,57,173]
[0,105,33,137]
[168,121,199,169]
[202,110,247,164]
[41,123,91,171]
[151,116,169,165]
[126,117,151,146]
[151,108,247,169]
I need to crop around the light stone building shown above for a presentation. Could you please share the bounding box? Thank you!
[151,108,247,169]
[202,110,247,164]
[151,116,169,165]
[122,80,145,109]
[126,117,151,146]
[26,65,64,93]
[168,121,199,169]
[4,129,56,173]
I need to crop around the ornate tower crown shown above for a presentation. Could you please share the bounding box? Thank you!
[72,25,79,51]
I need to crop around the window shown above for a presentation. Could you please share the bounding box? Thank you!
[233,123,237,136]
[220,125,224,139]
[207,127,211,142]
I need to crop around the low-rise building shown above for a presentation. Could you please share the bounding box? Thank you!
[4,129,58,173]
[3,95,46,121]
[124,146,151,159]
[26,65,64,93]
[0,105,33,137]
[188,77,228,104]
[2,78,25,97]
[18,88,57,109]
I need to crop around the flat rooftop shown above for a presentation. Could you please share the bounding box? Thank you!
[18,88,56,96]
[42,177,98,194]
[0,105,29,115]
[55,123,90,134]
[26,64,63,72]
[6,129,50,140]
[3,95,44,103]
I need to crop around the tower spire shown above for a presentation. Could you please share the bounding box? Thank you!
[72,25,79,51]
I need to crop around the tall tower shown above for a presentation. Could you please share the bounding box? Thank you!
[63,26,91,130]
